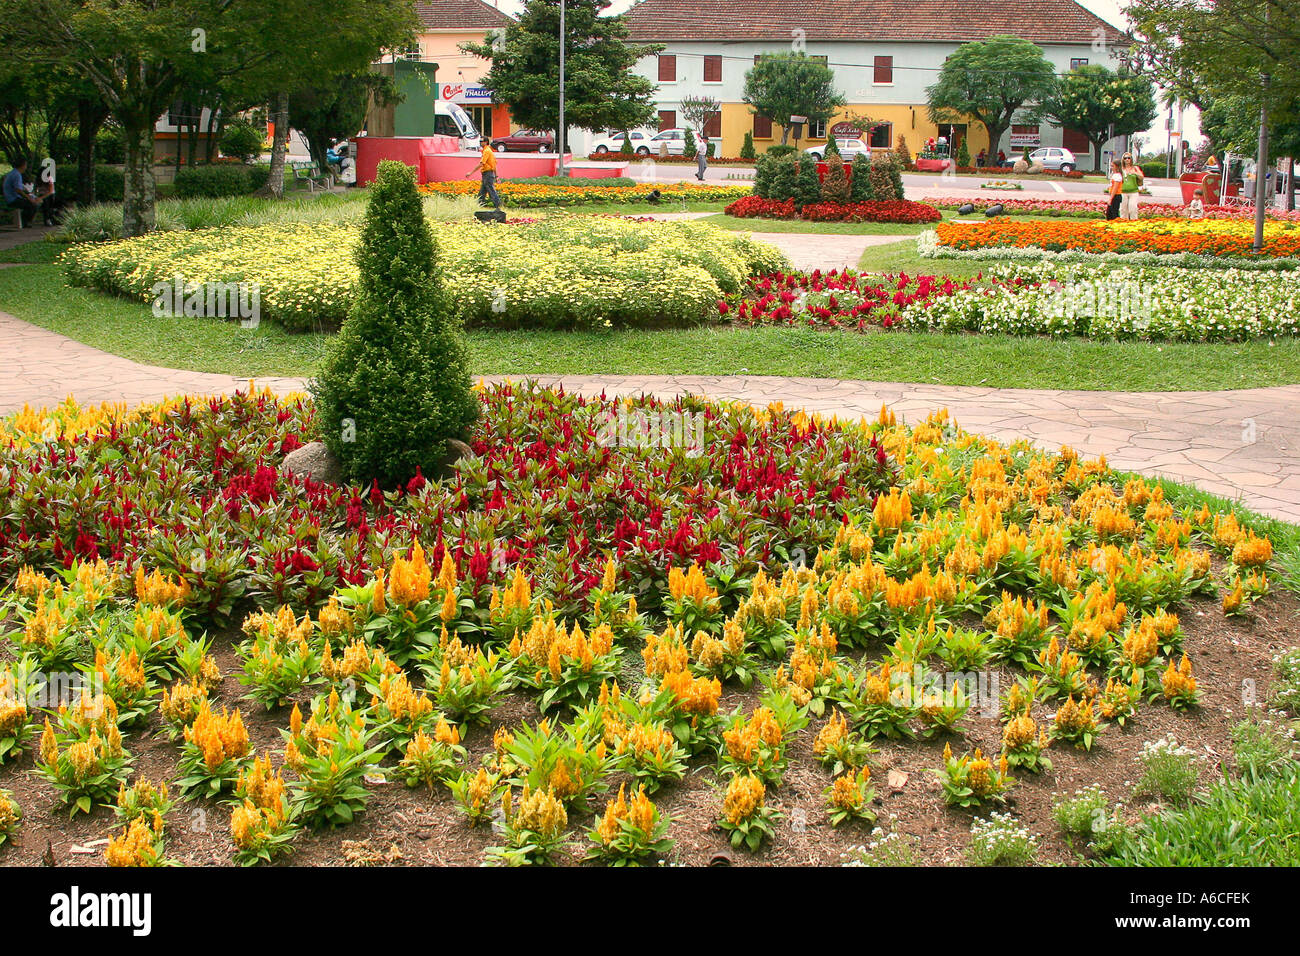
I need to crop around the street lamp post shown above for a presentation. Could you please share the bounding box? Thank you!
[1254,71,1269,254]
[557,0,566,177]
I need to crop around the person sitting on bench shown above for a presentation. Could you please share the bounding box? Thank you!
[4,157,55,226]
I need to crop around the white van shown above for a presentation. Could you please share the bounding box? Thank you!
[433,101,481,150]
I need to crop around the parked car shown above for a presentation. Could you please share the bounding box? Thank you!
[647,128,690,155]
[491,129,555,153]
[804,138,870,161]
[1001,147,1078,173]
[591,130,654,155]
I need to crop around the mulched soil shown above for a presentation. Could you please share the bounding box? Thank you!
[1,586,1296,868]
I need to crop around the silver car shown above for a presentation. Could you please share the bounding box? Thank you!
[804,138,870,161]
[1026,147,1078,173]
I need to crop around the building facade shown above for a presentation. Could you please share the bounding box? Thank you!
[411,0,514,141]
[624,0,1127,168]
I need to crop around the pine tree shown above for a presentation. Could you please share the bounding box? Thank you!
[740,131,756,161]
[795,155,822,208]
[887,154,905,200]
[868,152,898,201]
[820,153,851,204]
[956,137,970,168]
[620,132,634,156]
[850,152,874,201]
[893,135,911,167]
[683,129,697,159]
[311,161,479,487]
[769,154,798,202]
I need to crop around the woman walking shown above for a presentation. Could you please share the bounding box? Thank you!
[1119,153,1144,220]
[1105,159,1123,220]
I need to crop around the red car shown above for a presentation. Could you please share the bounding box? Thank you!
[490,129,555,153]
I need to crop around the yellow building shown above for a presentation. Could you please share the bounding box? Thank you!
[624,0,1125,168]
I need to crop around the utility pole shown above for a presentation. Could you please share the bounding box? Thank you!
[557,0,567,177]
[1254,71,1269,253]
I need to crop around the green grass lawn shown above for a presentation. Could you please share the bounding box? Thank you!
[3,259,1300,391]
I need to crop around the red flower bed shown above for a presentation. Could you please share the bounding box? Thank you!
[800,200,942,224]
[725,196,940,224]
[731,268,1001,331]
[0,386,893,621]
[724,196,796,219]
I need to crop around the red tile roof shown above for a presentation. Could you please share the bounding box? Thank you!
[625,0,1126,45]
[416,0,513,31]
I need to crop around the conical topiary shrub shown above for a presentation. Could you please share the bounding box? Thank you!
[311,160,479,487]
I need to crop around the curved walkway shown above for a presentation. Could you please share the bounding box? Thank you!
[2,310,1296,521]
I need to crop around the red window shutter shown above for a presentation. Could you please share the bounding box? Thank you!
[658,110,676,130]
[874,56,893,84]
[1062,127,1091,154]
[658,55,676,82]
[753,114,772,138]
[704,55,722,83]
[705,111,722,138]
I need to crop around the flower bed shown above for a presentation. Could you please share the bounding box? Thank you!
[60,217,787,332]
[419,180,749,207]
[0,384,1279,867]
[929,196,1300,221]
[933,217,1300,260]
[731,269,987,329]
[725,262,1300,342]
[725,196,941,224]
[909,261,1300,341]
[980,181,1023,191]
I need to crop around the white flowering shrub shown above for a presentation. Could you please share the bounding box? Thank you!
[967,811,1038,866]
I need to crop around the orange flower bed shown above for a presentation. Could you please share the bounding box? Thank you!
[934,218,1300,259]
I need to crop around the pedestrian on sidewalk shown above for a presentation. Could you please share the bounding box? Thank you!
[470,142,501,208]
[1105,159,1123,220]
[695,135,708,181]
[1120,153,1144,220]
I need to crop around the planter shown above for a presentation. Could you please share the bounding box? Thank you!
[915,158,952,172]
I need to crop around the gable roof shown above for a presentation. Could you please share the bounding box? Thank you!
[415,0,513,31]
[624,0,1127,45]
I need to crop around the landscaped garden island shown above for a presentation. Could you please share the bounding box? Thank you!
[2,159,1298,870]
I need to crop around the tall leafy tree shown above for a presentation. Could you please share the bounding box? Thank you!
[1127,0,1300,206]
[926,35,1058,156]
[462,0,660,152]
[3,0,413,234]
[292,72,398,173]
[1046,65,1157,168]
[742,52,845,146]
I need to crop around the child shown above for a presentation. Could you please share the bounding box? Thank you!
[1105,159,1123,221]
[1185,188,1205,219]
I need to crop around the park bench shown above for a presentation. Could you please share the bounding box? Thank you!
[291,162,333,193]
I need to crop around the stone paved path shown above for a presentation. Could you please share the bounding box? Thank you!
[2,309,1296,521]
[642,214,900,271]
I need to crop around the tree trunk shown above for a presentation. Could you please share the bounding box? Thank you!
[75,99,106,206]
[122,124,157,237]
[1094,139,1105,172]
[255,92,290,199]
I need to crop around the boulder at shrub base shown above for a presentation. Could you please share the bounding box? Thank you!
[283,441,343,485]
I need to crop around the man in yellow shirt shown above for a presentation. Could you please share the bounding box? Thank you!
[471,142,501,209]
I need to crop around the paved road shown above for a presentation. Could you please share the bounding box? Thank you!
[1,309,1296,521]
